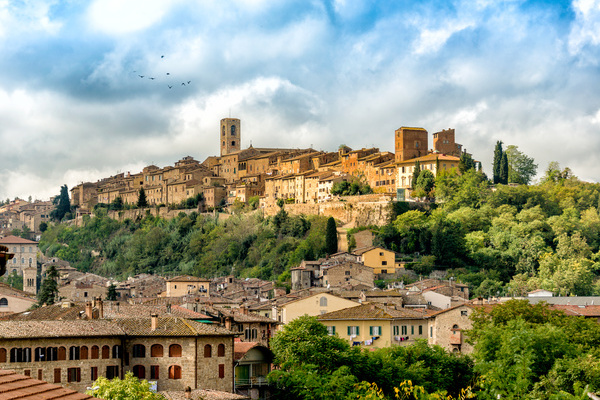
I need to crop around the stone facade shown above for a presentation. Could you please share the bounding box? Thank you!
[395,127,428,162]
[0,235,39,277]
[427,304,475,354]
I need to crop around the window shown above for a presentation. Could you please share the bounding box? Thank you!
[168,365,181,379]
[101,345,110,359]
[347,326,359,336]
[80,346,88,360]
[67,368,81,383]
[244,329,257,340]
[0,349,5,363]
[344,271,350,276]
[132,344,145,358]
[0,298,8,307]
[47,347,58,361]
[23,370,30,377]
[217,344,225,357]
[418,325,423,335]
[169,344,182,357]
[369,326,382,336]
[327,326,336,336]
[151,344,163,357]
[430,326,433,338]
[393,326,399,336]
[461,310,468,316]
[38,369,43,380]
[69,346,80,360]
[133,365,145,379]
[54,368,61,383]
[204,344,212,358]
[219,364,225,379]
[106,366,119,379]
[319,297,328,307]
[91,367,98,381]
[10,348,32,363]
[150,365,159,379]
[411,326,414,335]
[112,345,122,359]
[401,326,407,335]
[35,347,45,362]
[381,261,387,266]
[91,346,99,359]
[381,269,388,274]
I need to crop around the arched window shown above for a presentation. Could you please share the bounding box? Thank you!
[132,344,145,358]
[231,125,236,135]
[80,346,88,360]
[90,346,99,359]
[168,365,181,379]
[57,346,66,361]
[222,126,225,136]
[169,344,182,358]
[0,298,8,307]
[133,365,146,379]
[69,346,80,360]
[150,344,163,357]
[112,345,122,359]
[47,347,58,361]
[35,347,45,362]
[217,344,225,357]
[101,345,110,359]
[452,324,459,331]
[204,344,212,358]
[319,297,328,307]
[0,348,6,363]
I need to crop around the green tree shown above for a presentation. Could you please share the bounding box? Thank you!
[411,161,421,190]
[50,185,71,221]
[137,187,148,208]
[106,283,118,301]
[110,196,124,211]
[505,145,538,185]
[458,152,476,174]
[39,221,48,233]
[500,151,509,184]
[325,217,338,255]
[493,141,503,184]
[413,170,435,200]
[37,264,60,306]
[87,371,163,400]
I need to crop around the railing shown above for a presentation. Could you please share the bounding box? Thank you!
[235,376,269,387]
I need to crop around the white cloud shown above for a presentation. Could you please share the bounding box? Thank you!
[569,0,600,56]
[87,0,180,34]
[0,0,62,39]
[413,21,474,55]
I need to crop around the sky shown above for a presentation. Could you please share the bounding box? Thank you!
[2,0,600,201]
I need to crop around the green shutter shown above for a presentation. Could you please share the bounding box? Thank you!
[369,326,373,336]
[356,326,359,335]
[379,326,382,336]
[347,326,351,336]
[332,326,336,334]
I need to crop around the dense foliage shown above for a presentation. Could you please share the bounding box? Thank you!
[39,208,332,281]
[268,316,475,400]
[86,371,163,400]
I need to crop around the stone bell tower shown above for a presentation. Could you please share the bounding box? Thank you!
[220,118,241,157]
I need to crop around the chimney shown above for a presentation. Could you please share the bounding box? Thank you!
[98,298,104,319]
[224,316,232,330]
[85,302,93,320]
[151,313,158,331]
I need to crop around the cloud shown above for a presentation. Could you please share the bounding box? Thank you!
[569,0,600,60]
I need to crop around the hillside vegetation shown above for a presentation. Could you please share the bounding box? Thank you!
[39,167,600,296]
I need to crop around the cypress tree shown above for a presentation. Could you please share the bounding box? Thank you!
[37,265,60,307]
[500,152,509,184]
[412,160,421,190]
[493,141,503,184]
[51,185,71,221]
[137,187,148,208]
[325,217,338,255]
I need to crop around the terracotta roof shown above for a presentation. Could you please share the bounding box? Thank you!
[396,153,460,165]
[115,317,234,336]
[318,303,428,321]
[168,275,211,283]
[551,305,600,317]
[0,320,124,339]
[0,369,98,400]
[0,236,38,245]
[160,388,249,400]
[234,341,261,361]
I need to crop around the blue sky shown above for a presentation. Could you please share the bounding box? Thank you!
[2,0,600,201]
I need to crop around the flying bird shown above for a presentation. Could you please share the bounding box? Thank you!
[161,55,165,58]
[168,85,172,89]
[149,77,155,80]
[181,82,186,86]
[166,73,170,75]
[139,75,145,78]
[187,81,191,84]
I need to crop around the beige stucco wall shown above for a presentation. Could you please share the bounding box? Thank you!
[281,293,360,324]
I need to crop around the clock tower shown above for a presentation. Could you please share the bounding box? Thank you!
[220,118,241,156]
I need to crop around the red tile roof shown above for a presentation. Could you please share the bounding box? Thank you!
[0,236,38,245]
[0,369,98,399]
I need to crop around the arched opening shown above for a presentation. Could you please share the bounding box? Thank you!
[151,344,163,357]
[133,365,146,379]
[168,365,181,379]
[204,344,212,358]
[217,344,225,357]
[169,344,182,358]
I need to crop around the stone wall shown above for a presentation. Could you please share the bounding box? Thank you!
[263,194,394,228]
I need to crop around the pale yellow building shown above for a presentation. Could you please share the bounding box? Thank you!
[164,275,211,297]
[279,293,360,324]
[318,303,429,348]
[396,153,460,189]
[353,246,399,274]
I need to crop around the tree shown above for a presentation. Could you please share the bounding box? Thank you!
[500,151,509,184]
[413,170,435,200]
[87,371,163,400]
[110,196,123,211]
[505,145,538,185]
[493,141,503,184]
[269,315,350,371]
[411,161,421,190]
[137,188,148,208]
[325,217,338,255]
[458,152,476,174]
[37,264,60,306]
[50,185,71,221]
[106,283,118,301]
[39,221,48,233]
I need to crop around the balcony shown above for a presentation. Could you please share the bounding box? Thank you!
[449,331,462,345]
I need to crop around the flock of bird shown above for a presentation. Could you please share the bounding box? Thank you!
[132,55,192,89]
